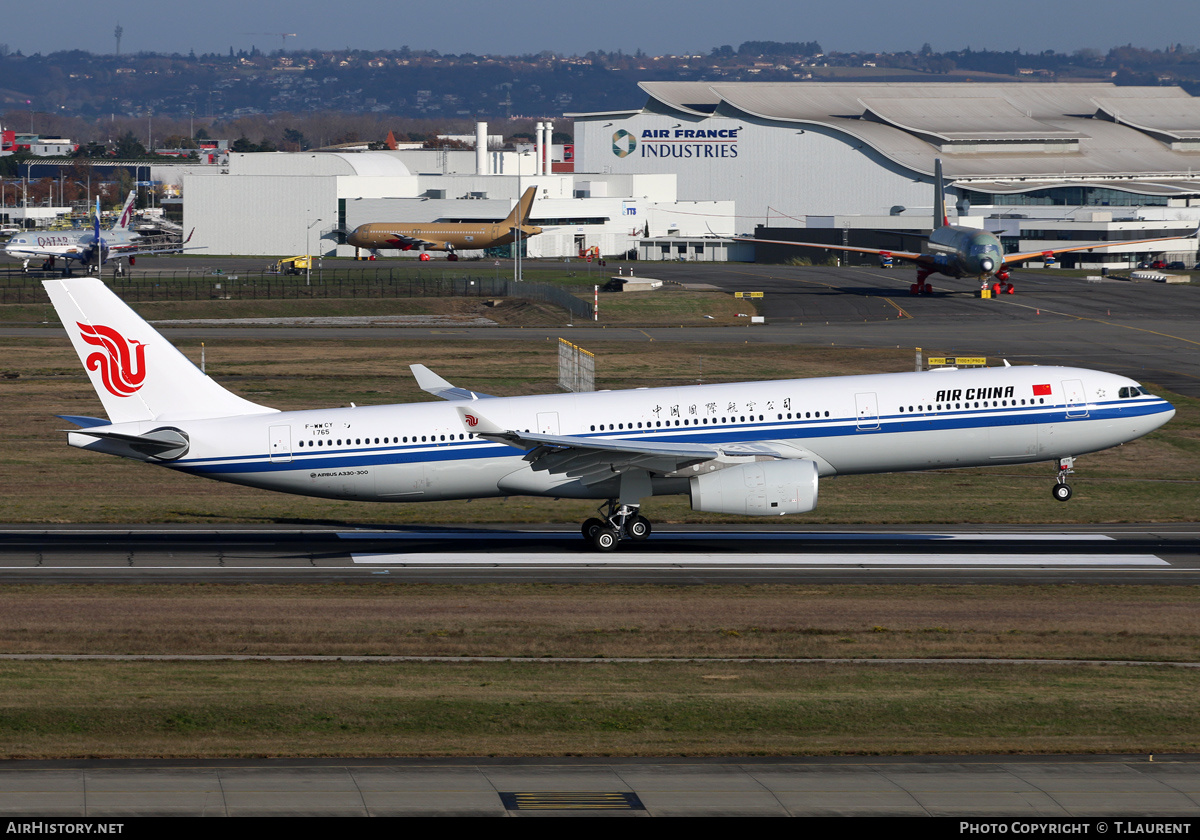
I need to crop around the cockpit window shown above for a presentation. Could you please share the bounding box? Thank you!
[1120,385,1152,398]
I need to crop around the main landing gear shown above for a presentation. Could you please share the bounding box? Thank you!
[1053,457,1075,502]
[910,268,934,295]
[581,499,652,552]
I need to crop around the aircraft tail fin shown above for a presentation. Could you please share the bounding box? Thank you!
[110,190,137,233]
[933,158,948,227]
[505,186,537,227]
[42,277,277,424]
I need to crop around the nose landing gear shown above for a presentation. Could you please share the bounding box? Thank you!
[988,270,1014,295]
[1053,457,1075,501]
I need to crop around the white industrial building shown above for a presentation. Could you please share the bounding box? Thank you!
[184,127,734,259]
[571,81,1200,267]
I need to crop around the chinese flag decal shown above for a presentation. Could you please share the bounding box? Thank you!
[1033,384,1052,396]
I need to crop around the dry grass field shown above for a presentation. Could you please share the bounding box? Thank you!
[0,584,1197,758]
[0,584,1196,662]
[1,660,1197,758]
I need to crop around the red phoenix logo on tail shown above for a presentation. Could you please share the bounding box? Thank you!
[464,414,479,427]
[77,322,146,397]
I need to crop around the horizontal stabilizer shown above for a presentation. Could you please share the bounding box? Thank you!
[55,414,109,428]
[70,426,190,461]
[410,364,495,401]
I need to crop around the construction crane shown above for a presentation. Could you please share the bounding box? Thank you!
[244,33,297,50]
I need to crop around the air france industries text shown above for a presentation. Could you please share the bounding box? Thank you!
[639,128,739,158]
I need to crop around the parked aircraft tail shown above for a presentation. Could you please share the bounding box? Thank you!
[111,190,138,233]
[505,186,537,228]
[42,277,277,424]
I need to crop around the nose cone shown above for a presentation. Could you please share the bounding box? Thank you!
[1157,402,1176,429]
[346,226,368,247]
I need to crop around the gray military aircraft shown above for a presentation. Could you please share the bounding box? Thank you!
[742,160,1193,295]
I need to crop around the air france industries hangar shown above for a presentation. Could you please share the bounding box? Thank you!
[569,82,1200,268]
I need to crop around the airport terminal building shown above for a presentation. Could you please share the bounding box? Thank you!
[571,81,1200,266]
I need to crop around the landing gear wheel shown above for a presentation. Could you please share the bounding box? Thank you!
[582,518,604,540]
[910,283,920,295]
[628,515,651,541]
[1053,483,1073,502]
[591,526,619,552]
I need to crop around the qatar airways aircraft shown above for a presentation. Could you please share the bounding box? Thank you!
[44,277,1174,551]
[7,192,191,274]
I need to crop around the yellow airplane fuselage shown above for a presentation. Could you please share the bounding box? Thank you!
[347,222,542,252]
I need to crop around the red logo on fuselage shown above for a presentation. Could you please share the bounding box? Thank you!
[77,322,146,397]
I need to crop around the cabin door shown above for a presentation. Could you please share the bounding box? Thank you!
[854,392,880,430]
[268,425,292,463]
[536,412,561,435]
[1062,379,1089,418]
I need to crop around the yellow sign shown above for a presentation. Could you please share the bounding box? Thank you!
[928,357,987,367]
[734,291,764,299]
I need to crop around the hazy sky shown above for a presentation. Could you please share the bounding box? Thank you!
[5,0,1198,57]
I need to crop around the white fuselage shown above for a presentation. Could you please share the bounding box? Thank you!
[70,365,1175,506]
[5,230,140,265]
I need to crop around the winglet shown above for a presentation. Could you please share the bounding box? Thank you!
[410,364,494,401]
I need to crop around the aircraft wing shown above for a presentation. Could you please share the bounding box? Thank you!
[1002,232,1199,266]
[732,235,929,264]
[108,229,199,257]
[456,407,786,484]
[384,233,439,249]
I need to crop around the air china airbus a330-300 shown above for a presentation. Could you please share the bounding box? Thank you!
[45,278,1174,551]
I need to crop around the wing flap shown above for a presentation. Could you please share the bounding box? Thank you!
[456,407,789,480]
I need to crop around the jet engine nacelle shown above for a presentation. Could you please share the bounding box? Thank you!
[688,459,819,516]
[80,239,108,268]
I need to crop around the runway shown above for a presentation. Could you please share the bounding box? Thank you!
[2,524,1198,583]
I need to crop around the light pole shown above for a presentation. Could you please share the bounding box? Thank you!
[514,149,531,282]
[306,216,322,286]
